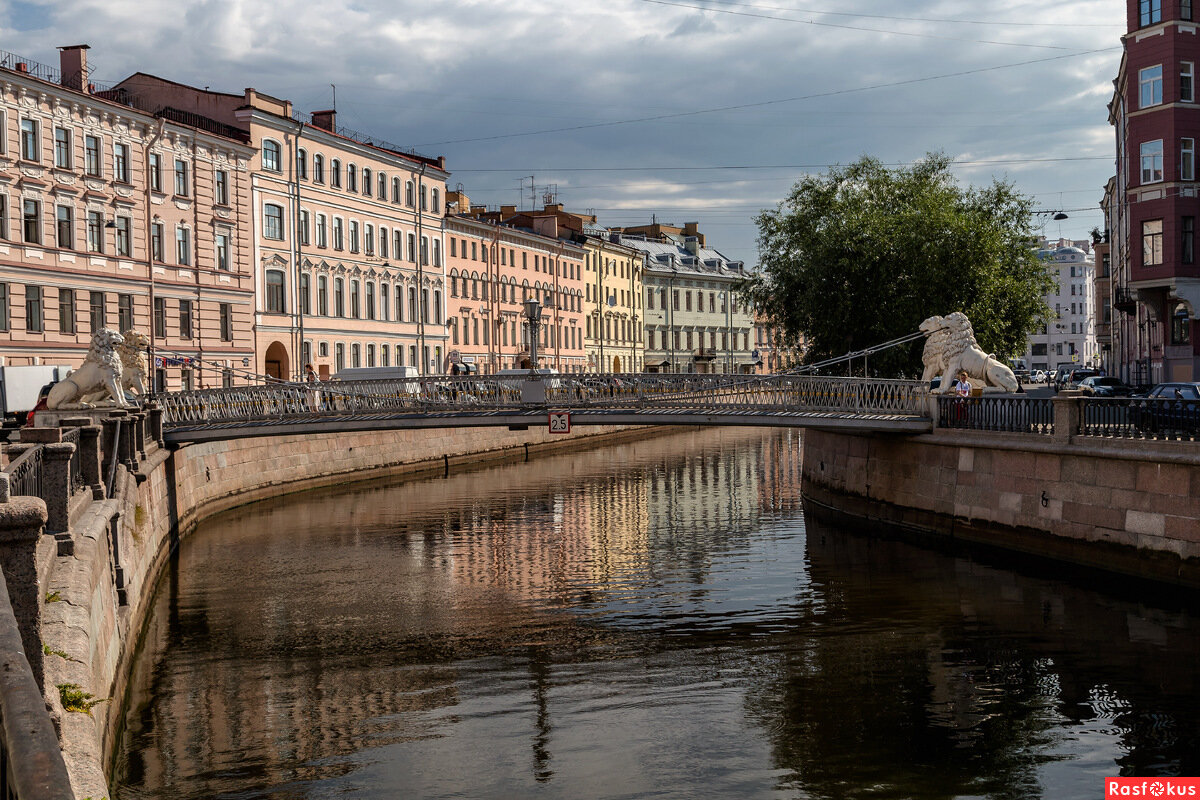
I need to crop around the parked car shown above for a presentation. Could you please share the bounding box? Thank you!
[1131,382,1200,433]
[1032,369,1047,384]
[1078,376,1134,397]
[1061,368,1101,390]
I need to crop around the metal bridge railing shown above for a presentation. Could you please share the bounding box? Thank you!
[157,374,930,428]
[937,396,1055,435]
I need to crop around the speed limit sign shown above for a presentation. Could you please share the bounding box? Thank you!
[548,412,571,434]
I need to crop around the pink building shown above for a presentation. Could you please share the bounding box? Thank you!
[444,203,586,373]
[112,75,451,379]
[0,46,256,391]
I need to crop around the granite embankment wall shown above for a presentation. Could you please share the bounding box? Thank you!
[801,428,1200,588]
[40,421,651,799]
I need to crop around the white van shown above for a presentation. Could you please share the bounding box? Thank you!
[332,366,418,381]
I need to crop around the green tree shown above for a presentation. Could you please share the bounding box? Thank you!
[741,153,1053,376]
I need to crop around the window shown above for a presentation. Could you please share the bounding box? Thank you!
[1140,0,1161,26]
[316,214,327,248]
[421,236,429,265]
[335,278,345,317]
[408,233,416,262]
[151,223,164,261]
[1172,302,1191,344]
[25,286,42,332]
[0,195,7,240]
[115,217,132,257]
[318,276,329,316]
[89,291,106,331]
[176,227,191,265]
[1185,0,1194,20]
[352,343,361,368]
[333,218,344,250]
[58,289,75,333]
[349,220,359,253]
[1184,216,1195,264]
[1184,62,1195,104]
[154,297,166,339]
[362,167,371,196]
[53,127,71,168]
[0,283,7,332]
[262,139,281,172]
[149,153,162,192]
[1141,139,1164,183]
[264,203,285,240]
[87,211,104,253]
[114,143,130,183]
[299,273,310,315]
[433,239,441,267]
[220,303,233,342]
[351,280,361,318]
[379,226,388,258]
[85,135,101,176]
[118,293,133,332]
[432,188,440,213]
[420,185,428,211]
[1140,65,1163,108]
[1143,219,1164,266]
[378,171,387,198]
[297,149,307,180]
[266,270,285,313]
[179,299,193,339]
[336,343,345,371]
[20,119,39,161]
[405,180,415,206]
[367,344,375,367]
[313,154,325,183]
[299,210,310,246]
[216,232,231,270]
[381,283,389,320]
[174,159,189,196]
[215,170,229,205]
[393,177,401,203]
[381,344,389,366]
[22,199,40,244]
[365,224,374,255]
[347,164,357,192]
[56,206,73,249]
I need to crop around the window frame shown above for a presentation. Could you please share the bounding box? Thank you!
[84,134,101,177]
[1143,218,1164,266]
[53,127,71,169]
[265,269,286,313]
[261,139,282,173]
[20,118,39,162]
[1140,64,1164,109]
[1141,139,1165,184]
[264,203,285,240]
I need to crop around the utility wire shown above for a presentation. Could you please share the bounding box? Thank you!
[416,47,1121,147]
[683,0,1124,28]
[452,156,1111,173]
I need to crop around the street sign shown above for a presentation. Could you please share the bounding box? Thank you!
[1072,354,1079,362]
[548,411,571,434]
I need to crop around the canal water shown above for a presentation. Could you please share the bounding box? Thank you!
[111,428,1199,799]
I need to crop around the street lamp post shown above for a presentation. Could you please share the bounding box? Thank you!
[524,297,543,371]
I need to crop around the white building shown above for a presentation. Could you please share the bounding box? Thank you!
[1020,245,1099,374]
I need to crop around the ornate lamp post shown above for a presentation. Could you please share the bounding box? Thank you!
[524,297,543,371]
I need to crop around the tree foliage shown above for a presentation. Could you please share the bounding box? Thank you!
[740,154,1054,377]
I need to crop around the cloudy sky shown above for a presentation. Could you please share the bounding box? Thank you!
[3,0,1126,266]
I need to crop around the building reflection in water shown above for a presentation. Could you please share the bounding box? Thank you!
[113,428,1199,800]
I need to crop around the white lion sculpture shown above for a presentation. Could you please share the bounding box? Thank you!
[919,312,1018,393]
[82,328,149,402]
[47,328,128,410]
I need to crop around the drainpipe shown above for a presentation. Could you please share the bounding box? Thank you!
[192,137,203,388]
[415,163,427,375]
[293,118,305,379]
[144,118,167,392]
[554,239,564,371]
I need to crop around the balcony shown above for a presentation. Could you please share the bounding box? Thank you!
[1113,287,1137,314]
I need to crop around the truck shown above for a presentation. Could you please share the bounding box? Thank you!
[0,364,74,423]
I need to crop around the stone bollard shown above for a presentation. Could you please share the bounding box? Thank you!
[131,411,147,460]
[62,419,103,499]
[0,496,49,687]
[111,411,139,473]
[100,415,123,487]
[1052,394,1081,444]
[40,443,76,540]
[147,403,164,447]
[18,426,61,444]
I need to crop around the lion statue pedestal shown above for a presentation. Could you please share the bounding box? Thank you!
[920,312,1019,393]
[46,328,129,410]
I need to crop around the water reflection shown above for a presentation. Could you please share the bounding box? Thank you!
[112,428,1198,800]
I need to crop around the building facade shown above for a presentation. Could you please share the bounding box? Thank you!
[0,46,256,391]
[618,233,755,374]
[1105,0,1200,384]
[1019,245,1099,374]
[444,199,586,373]
[112,75,451,379]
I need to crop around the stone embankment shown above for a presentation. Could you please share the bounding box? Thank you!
[23,416,650,800]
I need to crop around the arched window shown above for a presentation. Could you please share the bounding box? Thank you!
[296,148,308,179]
[362,167,371,196]
[313,154,325,183]
[393,177,401,203]
[1172,301,1192,345]
[381,282,390,320]
[265,269,285,312]
[450,271,459,297]
[405,180,415,207]
[379,226,389,259]
[262,139,282,172]
[334,277,345,317]
[420,185,428,211]
[347,163,357,192]
[330,159,342,188]
[318,275,328,316]
[432,188,440,213]
[378,171,387,198]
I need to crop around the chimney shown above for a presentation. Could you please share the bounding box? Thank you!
[311,109,336,132]
[446,190,469,214]
[58,45,90,92]
[684,236,700,256]
[533,216,558,239]
[500,205,517,218]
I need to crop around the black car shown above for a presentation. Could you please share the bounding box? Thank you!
[1078,376,1134,397]
[1131,382,1200,433]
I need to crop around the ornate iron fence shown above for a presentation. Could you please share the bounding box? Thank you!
[1079,397,1200,442]
[157,374,929,428]
[4,446,44,498]
[937,396,1055,435]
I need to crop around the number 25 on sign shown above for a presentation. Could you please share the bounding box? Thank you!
[548,412,571,434]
